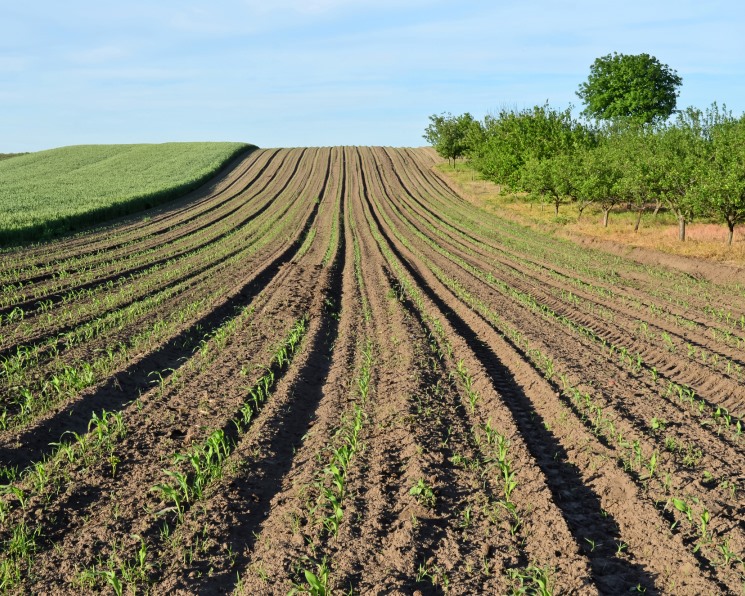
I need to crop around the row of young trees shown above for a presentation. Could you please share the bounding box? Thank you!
[424,104,745,244]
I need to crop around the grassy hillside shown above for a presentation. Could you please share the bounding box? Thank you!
[0,142,254,245]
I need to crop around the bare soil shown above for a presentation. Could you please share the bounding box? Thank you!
[0,147,743,595]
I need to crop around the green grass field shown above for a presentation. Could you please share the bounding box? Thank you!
[0,142,254,245]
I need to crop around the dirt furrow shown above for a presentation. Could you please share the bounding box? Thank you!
[0,148,305,326]
[354,148,601,593]
[362,149,724,593]
[1,146,742,594]
[20,161,338,589]
[0,149,329,468]
[0,147,270,274]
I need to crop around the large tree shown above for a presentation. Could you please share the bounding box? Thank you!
[577,53,682,124]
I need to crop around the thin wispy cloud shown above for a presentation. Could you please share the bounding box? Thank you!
[1,1,744,151]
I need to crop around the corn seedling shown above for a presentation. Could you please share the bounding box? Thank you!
[506,564,553,596]
[292,557,330,596]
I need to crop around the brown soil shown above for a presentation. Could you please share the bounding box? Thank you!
[0,147,743,595]
[569,235,745,286]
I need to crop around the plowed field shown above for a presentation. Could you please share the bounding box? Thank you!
[1,147,744,594]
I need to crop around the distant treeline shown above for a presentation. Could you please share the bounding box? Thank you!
[424,104,745,244]
[0,153,27,161]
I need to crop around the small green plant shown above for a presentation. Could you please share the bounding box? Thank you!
[292,558,330,596]
[99,569,123,596]
[650,417,666,432]
[644,451,658,479]
[717,540,738,566]
[151,474,186,523]
[409,479,436,509]
[698,508,711,541]
[455,359,479,412]
[1,485,28,510]
[670,497,692,529]
[506,563,553,596]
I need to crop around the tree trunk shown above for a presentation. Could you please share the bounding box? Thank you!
[634,208,643,233]
[678,215,686,241]
[728,221,735,246]
[603,209,610,227]
[653,198,662,216]
[554,202,559,216]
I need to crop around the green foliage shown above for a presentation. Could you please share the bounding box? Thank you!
[696,104,745,244]
[291,558,330,596]
[429,98,745,242]
[506,564,553,596]
[409,478,436,508]
[0,142,253,245]
[655,108,709,239]
[604,123,664,223]
[583,135,626,226]
[423,112,482,164]
[472,104,593,190]
[521,152,583,215]
[577,52,682,124]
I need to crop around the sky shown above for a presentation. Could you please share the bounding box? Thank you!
[2,1,745,152]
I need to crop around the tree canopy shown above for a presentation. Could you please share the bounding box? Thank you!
[577,53,682,124]
[470,104,594,189]
[697,104,745,245]
[423,100,745,244]
[423,112,481,165]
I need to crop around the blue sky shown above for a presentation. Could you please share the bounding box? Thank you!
[2,1,744,152]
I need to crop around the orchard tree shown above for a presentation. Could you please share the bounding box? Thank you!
[570,147,598,220]
[521,152,581,216]
[577,53,682,124]
[573,140,623,227]
[473,104,593,189]
[423,112,481,166]
[697,104,745,245]
[657,108,708,241]
[608,123,665,231]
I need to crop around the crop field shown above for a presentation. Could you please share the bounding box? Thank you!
[0,143,252,244]
[0,146,744,594]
